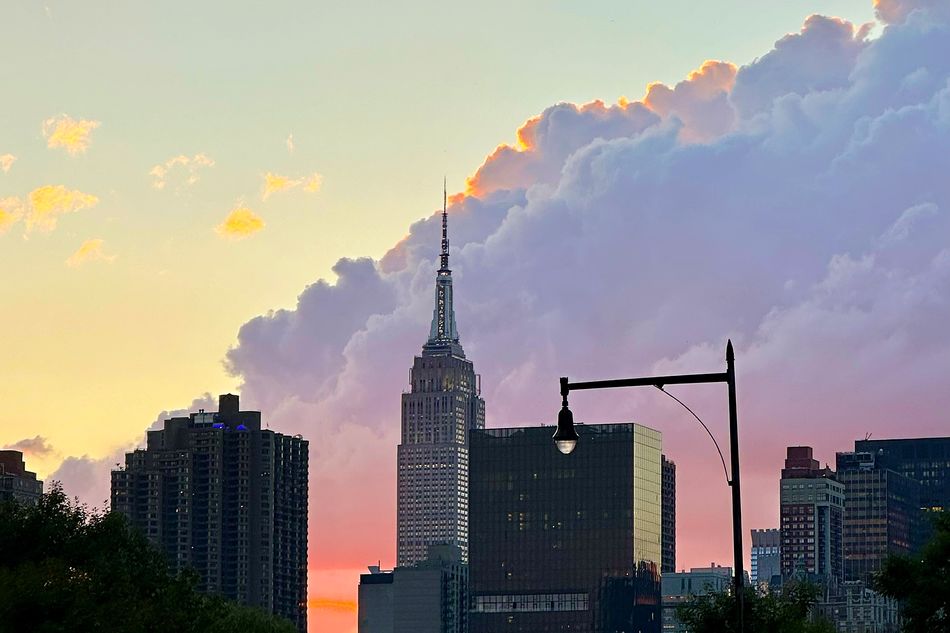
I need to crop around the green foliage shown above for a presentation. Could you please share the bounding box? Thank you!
[0,485,296,633]
[876,511,950,633]
[678,582,834,633]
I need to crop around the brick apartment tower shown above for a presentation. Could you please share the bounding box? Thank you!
[779,446,844,582]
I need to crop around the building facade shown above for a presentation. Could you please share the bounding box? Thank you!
[662,456,676,574]
[0,450,43,505]
[358,566,394,633]
[853,437,950,539]
[780,446,844,582]
[397,195,485,567]
[111,394,309,631]
[750,528,780,588]
[469,423,663,633]
[661,566,732,633]
[358,545,467,633]
[836,450,920,583]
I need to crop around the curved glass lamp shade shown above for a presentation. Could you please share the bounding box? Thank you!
[553,406,578,455]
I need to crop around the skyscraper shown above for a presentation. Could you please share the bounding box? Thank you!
[662,455,676,574]
[0,450,43,505]
[111,394,309,631]
[836,450,920,583]
[779,446,844,582]
[469,424,662,633]
[397,189,485,567]
[750,528,780,587]
[853,437,950,515]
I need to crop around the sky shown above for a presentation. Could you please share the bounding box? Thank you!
[5,1,950,632]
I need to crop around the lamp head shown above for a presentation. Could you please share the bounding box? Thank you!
[553,405,578,455]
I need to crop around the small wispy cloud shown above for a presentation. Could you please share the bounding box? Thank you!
[0,154,16,173]
[261,171,322,200]
[216,206,264,239]
[286,134,295,153]
[43,114,100,155]
[303,173,322,192]
[26,185,99,232]
[0,197,24,234]
[4,436,55,457]
[149,153,215,190]
[65,238,117,267]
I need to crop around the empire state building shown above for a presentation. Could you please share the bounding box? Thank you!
[396,188,485,567]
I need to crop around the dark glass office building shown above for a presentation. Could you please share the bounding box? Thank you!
[853,437,950,514]
[469,424,662,633]
[836,450,920,583]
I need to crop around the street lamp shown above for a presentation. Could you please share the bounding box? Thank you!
[554,339,745,633]
[553,390,579,454]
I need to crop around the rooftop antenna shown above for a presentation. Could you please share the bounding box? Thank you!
[440,176,449,272]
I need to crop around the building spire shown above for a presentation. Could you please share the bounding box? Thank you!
[424,179,463,357]
[440,176,450,273]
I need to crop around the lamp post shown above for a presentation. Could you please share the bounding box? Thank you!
[554,340,745,633]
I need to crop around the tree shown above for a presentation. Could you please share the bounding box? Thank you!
[678,582,834,633]
[876,511,950,633]
[0,485,295,633]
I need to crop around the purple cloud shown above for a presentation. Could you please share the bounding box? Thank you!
[220,3,950,584]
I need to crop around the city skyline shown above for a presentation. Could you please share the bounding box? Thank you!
[4,1,950,632]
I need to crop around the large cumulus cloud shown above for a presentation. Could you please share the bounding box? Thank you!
[48,1,950,630]
[217,4,950,628]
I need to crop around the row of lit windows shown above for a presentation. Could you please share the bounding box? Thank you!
[473,593,589,613]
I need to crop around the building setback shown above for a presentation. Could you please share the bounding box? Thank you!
[111,394,308,631]
[836,450,920,583]
[469,424,663,633]
[0,450,43,505]
[661,456,676,575]
[780,446,844,582]
[397,192,485,567]
[750,528,780,588]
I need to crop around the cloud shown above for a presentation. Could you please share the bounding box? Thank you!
[874,0,950,24]
[42,114,100,155]
[47,452,121,508]
[0,197,24,234]
[0,154,15,172]
[261,172,322,200]
[731,15,870,118]
[303,173,322,192]
[26,185,99,232]
[215,206,265,239]
[4,436,55,458]
[65,238,117,267]
[643,59,738,141]
[149,154,215,190]
[286,134,295,153]
[50,3,950,630]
